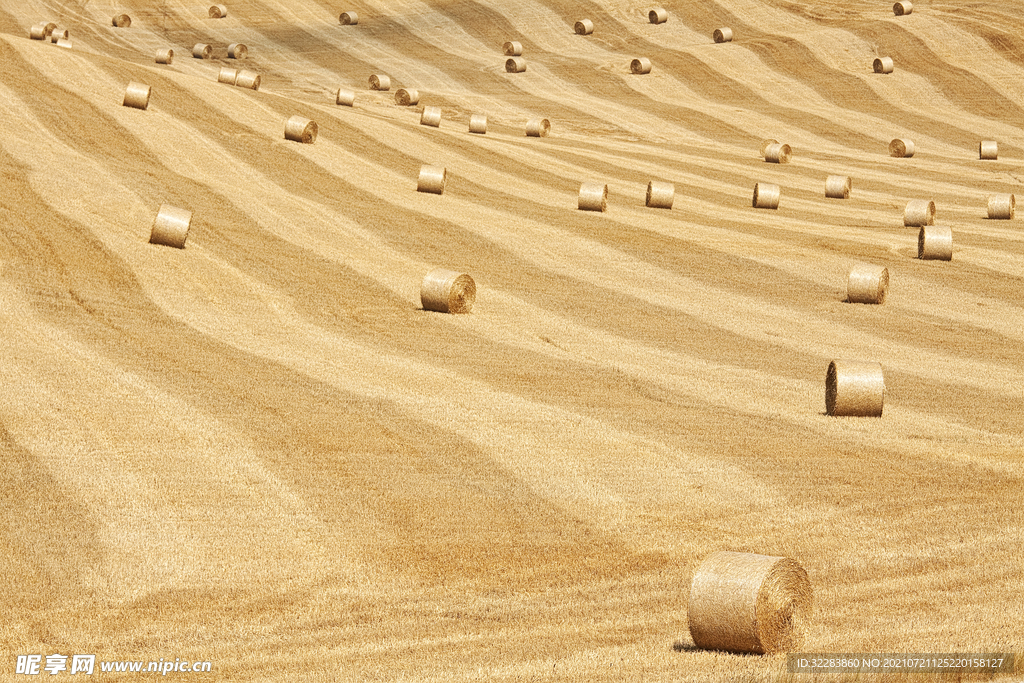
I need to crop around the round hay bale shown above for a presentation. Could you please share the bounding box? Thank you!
[340,11,359,25]
[50,29,69,43]
[228,43,248,59]
[630,57,652,74]
[575,19,594,35]
[825,175,852,199]
[753,183,780,209]
[43,22,57,37]
[503,41,522,56]
[209,5,228,19]
[150,204,192,249]
[505,56,527,73]
[369,74,391,91]
[29,24,47,40]
[395,88,420,106]
[218,67,238,85]
[649,8,668,24]
[889,138,914,157]
[764,143,791,163]
[526,118,550,137]
[417,165,447,195]
[688,551,813,654]
[893,1,913,16]
[873,57,894,74]
[987,193,1014,220]
[713,28,733,43]
[759,139,779,157]
[646,181,674,209]
[847,263,888,304]
[336,87,355,106]
[235,70,260,90]
[469,114,487,134]
[979,140,998,160]
[284,115,317,144]
[578,182,608,212]
[826,360,884,416]
[421,106,442,127]
[155,48,174,64]
[122,81,151,110]
[192,43,212,59]
[904,199,935,227]
[918,226,952,260]
[112,14,131,28]
[55,38,72,49]
[421,269,475,314]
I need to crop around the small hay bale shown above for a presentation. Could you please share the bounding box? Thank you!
[469,114,487,134]
[421,106,442,127]
[112,14,131,28]
[713,28,733,43]
[578,182,608,212]
[284,115,317,143]
[688,551,813,654]
[30,24,47,40]
[847,263,888,304]
[151,204,192,249]
[646,181,674,209]
[649,8,668,24]
[873,57,894,74]
[631,58,652,74]
[209,5,228,19]
[235,70,260,90]
[192,43,212,59]
[918,226,952,260]
[889,138,914,157]
[340,11,358,25]
[987,193,1014,220]
[904,199,935,227]
[395,88,420,106]
[50,29,69,43]
[369,74,391,91]
[218,67,239,85]
[526,118,550,137]
[753,183,780,209]
[764,143,791,163]
[979,141,998,160]
[826,360,884,416]
[55,38,72,49]
[228,43,248,59]
[893,1,913,16]
[506,57,527,73]
[503,41,522,56]
[825,175,852,199]
[122,81,151,110]
[155,48,174,64]
[336,87,355,106]
[575,19,594,35]
[421,269,475,314]
[417,165,447,195]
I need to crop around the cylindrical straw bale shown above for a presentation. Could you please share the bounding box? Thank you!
[44,22,57,37]
[526,118,550,137]
[825,175,852,199]
[649,8,668,24]
[150,204,192,249]
[764,143,791,163]
[55,38,72,49]
[192,43,212,59]
[218,67,238,85]
[873,57,894,74]
[918,226,952,261]
[574,19,594,35]
[336,87,355,106]
[847,264,888,304]
[235,70,260,90]
[904,199,935,227]
[112,14,131,28]
[421,269,475,314]
[209,5,228,19]
[420,106,442,127]
[284,115,317,144]
[417,165,447,195]
[50,29,69,43]
[689,551,813,655]
[826,360,884,416]
[469,114,487,134]
[987,193,1014,220]
[395,88,420,106]
[889,138,914,157]
[578,182,608,212]
[155,48,174,64]
[978,141,998,160]
[340,11,358,25]
[646,181,674,209]
[630,58,652,74]
[123,81,151,110]
[30,24,47,40]
[759,139,779,157]
[228,43,248,59]
[893,1,913,16]
[503,41,522,56]
[713,28,733,43]
[505,57,526,73]
[369,74,391,91]
[753,183,780,209]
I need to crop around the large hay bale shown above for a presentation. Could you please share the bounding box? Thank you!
[503,41,522,56]
[764,143,791,163]
[155,48,174,64]
[688,551,813,654]
[369,74,390,91]
[417,165,447,195]
[284,115,317,143]
[873,57,894,74]
[578,182,608,212]
[43,22,57,37]
[112,14,131,28]
[630,58,652,74]
[50,29,69,43]
[192,43,212,59]
[918,226,952,261]
[150,204,192,249]
[753,183,780,209]
[30,24,47,40]
[235,70,260,90]
[55,38,72,49]
[336,87,355,106]
[759,139,779,157]
[209,5,228,19]
[979,141,998,160]
[469,114,487,134]
[889,138,914,157]
[575,19,594,35]
[646,181,674,209]
[395,88,420,106]
[847,264,888,304]
[122,81,151,110]
[421,269,475,314]
[893,1,913,16]
[904,199,935,227]
[340,11,359,25]
[218,67,239,85]
[825,175,852,199]
[506,57,526,73]
[649,8,668,24]
[713,28,733,43]
[228,43,247,59]
[987,193,1014,220]
[421,106,442,127]
[526,118,550,137]
[826,360,884,416]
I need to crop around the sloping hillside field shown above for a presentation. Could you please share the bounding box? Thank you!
[0,0,1021,680]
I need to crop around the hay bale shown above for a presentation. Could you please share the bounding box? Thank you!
[759,139,779,157]
[631,57,652,74]
[987,193,1015,220]
[228,43,247,59]
[193,43,212,59]
[421,106,442,127]
[155,48,174,64]
[209,5,228,18]
[904,199,935,227]
[873,57,894,74]
[55,38,72,49]
[122,82,151,110]
[979,140,998,160]
[646,181,674,209]
[649,8,668,24]
[918,226,952,260]
[369,74,391,91]
[336,87,355,106]
[688,551,813,654]
[112,14,131,28]
[43,22,57,37]
[753,183,780,209]
[503,41,522,56]
[395,88,420,106]
[826,360,884,416]
[526,118,550,137]
[150,204,192,249]
[469,114,487,134]
[889,138,914,157]
[506,57,527,73]
[713,28,733,43]
[50,29,69,43]
[764,143,791,163]
[578,182,608,212]
[30,24,47,40]
[893,1,913,16]
[217,67,238,85]
[417,165,447,195]
[575,19,594,35]
[421,269,475,314]
[235,70,261,90]
[340,11,358,25]
[284,115,317,143]
[825,175,852,199]
[847,263,888,304]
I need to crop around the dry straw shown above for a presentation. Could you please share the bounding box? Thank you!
[421,106,442,127]
[979,141,998,160]
[918,226,952,260]
[193,43,212,59]
[646,181,674,209]
[112,14,131,28]
[826,360,884,416]
[847,264,888,304]
[421,269,475,314]
[575,19,594,35]
[336,87,355,106]
[30,24,47,40]
[526,118,550,137]
[987,193,1014,220]
[873,57,894,74]
[151,204,192,249]
[228,43,248,59]
[649,8,668,24]
[713,28,733,43]
[209,5,228,19]
[469,114,487,134]
[284,115,317,144]
[369,74,391,91]
[235,70,260,90]
[123,81,151,110]
[688,551,813,655]
[155,48,174,64]
[50,29,69,43]
[904,199,935,227]
[55,38,72,49]
[893,1,913,16]
[395,88,420,106]
[503,41,522,56]
[889,138,914,157]
[506,57,527,73]
[825,175,852,199]
[631,58,652,74]
[753,183,780,209]
[764,143,791,163]
[218,67,238,85]
[340,11,359,25]
[578,182,608,212]
[417,165,447,195]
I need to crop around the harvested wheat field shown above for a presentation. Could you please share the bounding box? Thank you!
[1,0,1022,681]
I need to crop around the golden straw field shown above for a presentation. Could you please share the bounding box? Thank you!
[0,0,1022,680]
